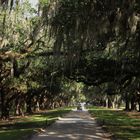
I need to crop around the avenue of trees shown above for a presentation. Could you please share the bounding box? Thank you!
[0,0,79,119]
[46,0,140,111]
[0,0,140,119]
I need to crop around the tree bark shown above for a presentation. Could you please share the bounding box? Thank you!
[138,102,140,112]
[26,96,33,114]
[0,88,10,119]
[125,92,130,111]
[130,96,136,111]
[15,99,24,116]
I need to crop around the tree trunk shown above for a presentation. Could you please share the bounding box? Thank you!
[15,100,24,116]
[15,98,20,115]
[138,102,140,112]
[0,88,10,119]
[106,96,112,108]
[105,97,108,108]
[1,106,10,120]
[112,101,115,109]
[26,97,33,114]
[34,102,40,112]
[130,96,136,111]
[39,95,45,110]
[125,93,130,111]
[125,100,130,111]
[1,103,10,120]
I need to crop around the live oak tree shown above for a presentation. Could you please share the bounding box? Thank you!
[0,0,47,118]
[1,0,140,119]
[44,0,140,110]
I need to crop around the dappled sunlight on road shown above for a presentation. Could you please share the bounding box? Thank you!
[30,111,111,140]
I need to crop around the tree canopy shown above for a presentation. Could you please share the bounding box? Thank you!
[0,0,140,119]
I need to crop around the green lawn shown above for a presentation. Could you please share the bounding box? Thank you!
[89,106,140,140]
[0,108,71,140]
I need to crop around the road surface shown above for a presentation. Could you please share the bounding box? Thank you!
[30,110,111,140]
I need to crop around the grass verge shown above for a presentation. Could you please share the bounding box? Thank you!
[0,107,72,140]
[88,106,140,140]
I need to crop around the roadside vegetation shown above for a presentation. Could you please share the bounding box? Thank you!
[89,106,140,140]
[0,108,71,140]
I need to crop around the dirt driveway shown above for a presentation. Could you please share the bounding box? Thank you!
[30,110,111,140]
